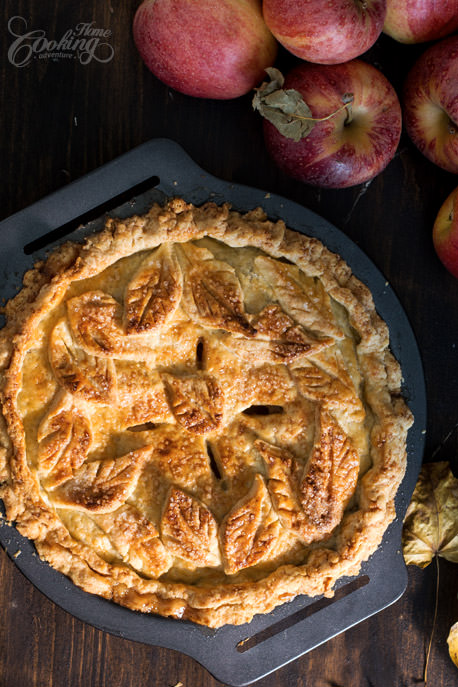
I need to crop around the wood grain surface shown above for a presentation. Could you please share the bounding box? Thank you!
[1,2,458,686]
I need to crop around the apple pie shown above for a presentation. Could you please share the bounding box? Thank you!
[0,198,413,627]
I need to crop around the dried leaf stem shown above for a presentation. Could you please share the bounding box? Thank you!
[424,555,440,686]
[288,95,354,125]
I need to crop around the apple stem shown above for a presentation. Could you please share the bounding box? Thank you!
[344,103,353,126]
[294,93,354,125]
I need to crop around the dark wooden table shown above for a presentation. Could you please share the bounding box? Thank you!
[1,3,458,686]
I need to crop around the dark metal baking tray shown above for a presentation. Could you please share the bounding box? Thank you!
[0,138,426,686]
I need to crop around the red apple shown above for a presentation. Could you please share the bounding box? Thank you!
[384,0,458,44]
[132,0,277,99]
[433,186,458,278]
[403,35,458,173]
[262,0,386,65]
[261,60,402,189]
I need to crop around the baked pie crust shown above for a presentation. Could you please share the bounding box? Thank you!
[0,199,413,627]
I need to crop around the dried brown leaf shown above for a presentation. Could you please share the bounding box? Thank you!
[252,68,315,142]
[402,461,458,568]
[402,463,458,683]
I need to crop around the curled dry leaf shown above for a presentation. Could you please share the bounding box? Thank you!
[403,462,458,679]
[252,67,354,144]
[402,461,458,568]
[252,67,315,143]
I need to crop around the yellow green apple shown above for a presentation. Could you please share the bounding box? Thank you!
[433,186,458,278]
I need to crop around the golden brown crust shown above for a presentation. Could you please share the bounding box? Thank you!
[0,199,413,627]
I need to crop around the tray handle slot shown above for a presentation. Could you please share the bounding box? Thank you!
[236,574,369,653]
[23,175,160,255]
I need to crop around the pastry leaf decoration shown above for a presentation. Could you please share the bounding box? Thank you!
[124,245,183,334]
[179,243,255,336]
[162,372,224,434]
[66,291,125,357]
[225,304,334,365]
[116,361,173,429]
[252,67,353,143]
[299,410,359,536]
[220,473,280,575]
[402,462,458,683]
[255,303,334,357]
[37,393,91,488]
[51,447,149,513]
[256,410,359,544]
[254,439,305,535]
[160,487,221,567]
[225,337,324,365]
[292,363,365,423]
[255,256,344,339]
[226,337,314,364]
[49,319,117,403]
[95,505,172,578]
